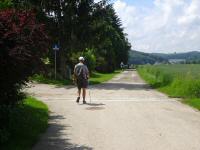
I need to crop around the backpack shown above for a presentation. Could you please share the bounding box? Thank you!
[75,65,84,80]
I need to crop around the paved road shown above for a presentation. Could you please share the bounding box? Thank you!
[27,70,200,150]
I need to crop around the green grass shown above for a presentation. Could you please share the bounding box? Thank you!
[89,70,122,85]
[31,74,72,86]
[32,70,122,86]
[1,97,49,150]
[183,98,200,111]
[138,64,200,110]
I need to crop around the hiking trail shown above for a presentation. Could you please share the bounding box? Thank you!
[26,70,200,150]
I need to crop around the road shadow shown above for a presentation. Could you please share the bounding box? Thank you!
[54,85,76,89]
[91,82,151,91]
[84,103,105,111]
[86,107,105,111]
[85,103,105,106]
[53,82,151,91]
[33,114,93,150]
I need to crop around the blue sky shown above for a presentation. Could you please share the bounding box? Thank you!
[95,0,200,53]
[117,0,154,7]
[109,0,153,7]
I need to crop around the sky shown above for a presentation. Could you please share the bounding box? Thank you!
[95,0,200,53]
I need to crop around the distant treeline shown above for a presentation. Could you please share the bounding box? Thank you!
[128,50,168,65]
[128,50,200,65]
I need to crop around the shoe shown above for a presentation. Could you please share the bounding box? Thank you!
[76,97,80,103]
[83,100,87,104]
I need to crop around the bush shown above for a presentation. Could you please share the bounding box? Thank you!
[0,9,49,105]
[0,0,13,10]
[69,48,96,73]
[83,48,96,72]
[0,9,49,144]
[0,106,11,143]
[95,56,115,73]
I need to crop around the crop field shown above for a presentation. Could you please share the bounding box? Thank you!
[138,64,200,110]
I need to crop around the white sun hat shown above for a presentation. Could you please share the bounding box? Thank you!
[79,56,85,61]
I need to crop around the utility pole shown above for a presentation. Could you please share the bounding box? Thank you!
[53,44,59,79]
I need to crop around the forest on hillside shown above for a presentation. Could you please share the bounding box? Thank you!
[128,50,200,65]
[128,50,168,65]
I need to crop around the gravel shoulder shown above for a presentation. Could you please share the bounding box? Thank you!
[26,70,200,150]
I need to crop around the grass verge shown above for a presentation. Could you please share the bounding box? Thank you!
[137,64,200,111]
[31,74,72,86]
[32,70,122,86]
[1,97,49,150]
[183,98,200,111]
[89,70,122,85]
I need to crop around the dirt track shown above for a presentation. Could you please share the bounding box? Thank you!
[26,70,200,150]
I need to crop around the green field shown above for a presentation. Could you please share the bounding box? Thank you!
[138,64,200,110]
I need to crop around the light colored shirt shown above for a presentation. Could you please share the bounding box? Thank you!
[74,63,89,79]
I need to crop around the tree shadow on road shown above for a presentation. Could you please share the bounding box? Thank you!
[85,103,105,106]
[84,103,106,111]
[91,82,151,91]
[54,85,76,89]
[33,114,93,150]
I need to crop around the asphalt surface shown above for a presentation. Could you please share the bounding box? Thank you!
[26,70,200,150]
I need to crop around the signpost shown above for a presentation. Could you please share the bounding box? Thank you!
[53,44,59,79]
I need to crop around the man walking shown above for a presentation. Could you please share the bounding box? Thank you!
[74,57,89,104]
[120,62,124,70]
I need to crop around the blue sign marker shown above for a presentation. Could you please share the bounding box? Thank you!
[53,44,59,51]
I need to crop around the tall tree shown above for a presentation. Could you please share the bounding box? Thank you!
[91,1,131,72]
[11,0,131,75]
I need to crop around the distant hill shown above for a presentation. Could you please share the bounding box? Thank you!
[152,51,200,60]
[128,50,200,65]
[128,50,168,65]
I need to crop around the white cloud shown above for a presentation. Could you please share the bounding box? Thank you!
[94,0,101,3]
[113,0,200,53]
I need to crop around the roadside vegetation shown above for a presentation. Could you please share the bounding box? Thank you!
[0,3,49,148]
[89,70,121,85]
[9,0,130,77]
[0,97,49,150]
[138,64,200,110]
[31,74,72,86]
[31,70,121,86]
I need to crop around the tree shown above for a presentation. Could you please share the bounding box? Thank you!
[0,0,13,9]
[0,9,49,105]
[83,48,96,72]
[91,2,131,72]
[11,0,131,74]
